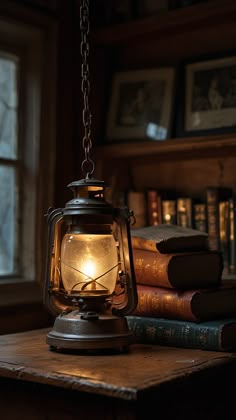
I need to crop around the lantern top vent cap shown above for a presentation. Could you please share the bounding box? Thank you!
[67,178,109,199]
[67,178,108,190]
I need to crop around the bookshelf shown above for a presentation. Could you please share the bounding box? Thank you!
[89,0,236,277]
[91,1,236,46]
[95,133,236,161]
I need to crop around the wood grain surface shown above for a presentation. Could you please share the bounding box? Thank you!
[0,328,235,401]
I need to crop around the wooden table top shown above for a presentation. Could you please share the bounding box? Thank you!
[0,328,235,401]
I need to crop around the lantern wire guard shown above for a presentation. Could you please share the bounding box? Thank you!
[44,0,138,353]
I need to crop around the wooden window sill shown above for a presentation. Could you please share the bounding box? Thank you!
[0,283,52,334]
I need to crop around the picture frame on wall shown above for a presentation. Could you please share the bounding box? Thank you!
[106,67,175,142]
[178,53,236,137]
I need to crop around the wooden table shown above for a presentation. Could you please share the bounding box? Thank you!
[0,328,235,419]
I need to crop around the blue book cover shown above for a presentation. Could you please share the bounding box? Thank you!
[126,315,236,351]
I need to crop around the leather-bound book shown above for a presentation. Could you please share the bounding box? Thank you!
[132,248,223,289]
[126,315,236,352]
[134,284,236,322]
[131,224,208,254]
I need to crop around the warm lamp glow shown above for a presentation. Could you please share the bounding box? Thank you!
[61,233,118,296]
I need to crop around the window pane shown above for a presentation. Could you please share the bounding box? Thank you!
[0,54,18,159]
[0,165,18,275]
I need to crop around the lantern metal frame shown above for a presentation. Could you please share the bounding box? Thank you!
[44,178,138,352]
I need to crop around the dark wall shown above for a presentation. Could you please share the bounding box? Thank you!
[54,0,83,207]
[13,0,84,207]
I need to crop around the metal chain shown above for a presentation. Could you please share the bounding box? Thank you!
[80,0,95,178]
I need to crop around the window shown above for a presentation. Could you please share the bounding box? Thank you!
[0,53,19,277]
[0,5,57,307]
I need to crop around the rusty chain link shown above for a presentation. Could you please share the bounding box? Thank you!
[80,0,95,178]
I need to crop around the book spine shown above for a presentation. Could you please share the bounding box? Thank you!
[229,197,236,274]
[219,200,230,272]
[132,248,172,288]
[177,197,193,228]
[134,285,197,321]
[126,316,225,351]
[206,187,220,251]
[132,248,222,289]
[194,203,207,232]
[206,187,232,252]
[162,200,177,225]
[147,189,162,225]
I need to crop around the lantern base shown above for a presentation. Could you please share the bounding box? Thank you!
[46,310,135,353]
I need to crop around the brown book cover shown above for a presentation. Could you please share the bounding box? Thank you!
[134,284,236,322]
[133,248,223,289]
[131,224,208,253]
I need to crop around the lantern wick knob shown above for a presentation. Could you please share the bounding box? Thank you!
[81,311,99,320]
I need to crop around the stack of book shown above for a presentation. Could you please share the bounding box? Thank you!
[129,186,235,276]
[127,224,236,352]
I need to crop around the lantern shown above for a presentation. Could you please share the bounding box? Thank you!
[44,0,138,352]
[44,177,138,352]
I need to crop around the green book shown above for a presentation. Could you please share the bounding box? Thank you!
[126,315,236,352]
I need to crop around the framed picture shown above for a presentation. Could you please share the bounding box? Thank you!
[106,67,175,142]
[178,53,236,136]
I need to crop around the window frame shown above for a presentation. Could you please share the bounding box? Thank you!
[0,3,57,310]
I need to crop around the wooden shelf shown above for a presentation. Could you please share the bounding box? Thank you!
[94,133,236,161]
[92,0,236,165]
[92,0,236,46]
